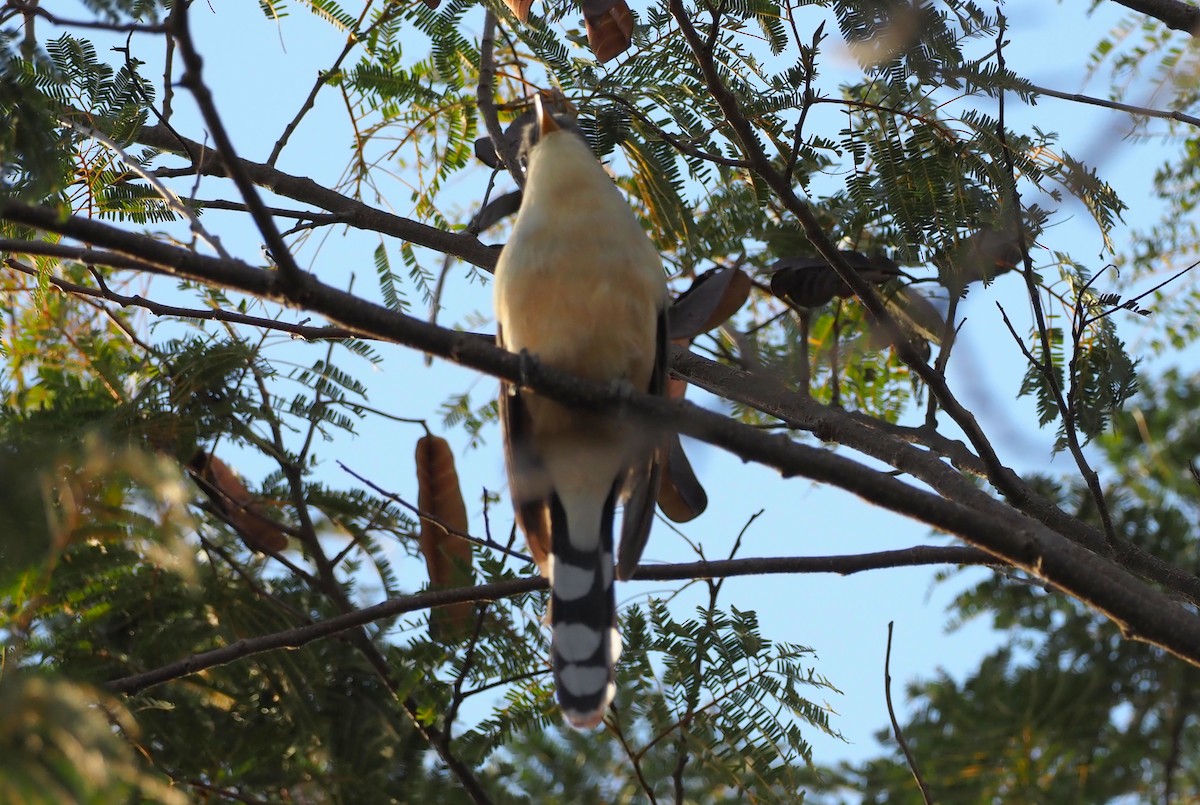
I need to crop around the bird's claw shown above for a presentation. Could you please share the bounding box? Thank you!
[609,377,636,402]
[517,348,535,387]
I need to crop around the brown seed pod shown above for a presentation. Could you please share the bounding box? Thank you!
[583,0,635,63]
[415,435,476,641]
[189,451,288,554]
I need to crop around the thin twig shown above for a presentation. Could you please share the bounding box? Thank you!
[594,92,752,169]
[1030,81,1200,128]
[477,10,524,188]
[58,115,229,258]
[885,622,934,805]
[267,1,379,167]
[104,544,997,697]
[5,2,167,33]
[131,120,498,270]
[338,462,534,563]
[610,715,660,804]
[2,253,353,340]
[994,18,1118,549]
[170,3,307,290]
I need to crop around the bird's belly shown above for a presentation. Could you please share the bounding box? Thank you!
[498,258,660,388]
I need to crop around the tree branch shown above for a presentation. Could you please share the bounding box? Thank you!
[132,123,498,270]
[170,3,307,291]
[104,545,992,697]
[672,348,1200,605]
[885,622,935,805]
[1108,0,1200,35]
[1031,81,1200,128]
[664,0,1047,558]
[2,251,355,340]
[9,202,1200,670]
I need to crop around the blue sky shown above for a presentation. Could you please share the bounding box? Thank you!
[53,0,1187,775]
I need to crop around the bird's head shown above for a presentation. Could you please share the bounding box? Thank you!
[518,92,589,169]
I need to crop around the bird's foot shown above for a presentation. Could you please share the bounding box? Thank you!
[517,348,536,387]
[608,377,637,403]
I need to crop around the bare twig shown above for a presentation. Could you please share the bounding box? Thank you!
[133,121,498,270]
[993,20,1118,549]
[609,716,660,804]
[105,545,995,697]
[477,10,524,188]
[885,622,934,805]
[59,115,230,258]
[267,2,378,167]
[1030,82,1200,128]
[104,578,541,695]
[663,0,1059,561]
[594,92,752,169]
[2,252,354,340]
[5,1,166,33]
[170,3,308,290]
[338,461,534,564]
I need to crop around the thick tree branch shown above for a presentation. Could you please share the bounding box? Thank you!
[8,202,1200,670]
[672,349,1200,605]
[1108,0,1200,35]
[664,0,1036,534]
[477,10,524,189]
[995,26,1118,549]
[663,0,1197,598]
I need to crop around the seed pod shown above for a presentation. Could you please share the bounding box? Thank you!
[189,451,288,554]
[415,435,475,641]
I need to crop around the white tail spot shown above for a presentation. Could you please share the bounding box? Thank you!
[555,623,603,662]
[550,558,596,601]
[559,663,609,697]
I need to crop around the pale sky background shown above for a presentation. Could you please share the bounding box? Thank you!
[53,0,1187,779]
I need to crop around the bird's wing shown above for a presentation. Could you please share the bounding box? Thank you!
[615,306,668,580]
[497,327,553,578]
[658,433,707,523]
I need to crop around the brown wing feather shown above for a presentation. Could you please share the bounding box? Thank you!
[657,434,707,523]
[498,326,554,577]
[616,307,668,580]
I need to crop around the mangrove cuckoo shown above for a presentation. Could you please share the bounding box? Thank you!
[493,95,667,729]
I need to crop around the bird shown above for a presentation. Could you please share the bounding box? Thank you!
[493,93,667,729]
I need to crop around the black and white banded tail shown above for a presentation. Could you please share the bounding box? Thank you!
[548,484,621,729]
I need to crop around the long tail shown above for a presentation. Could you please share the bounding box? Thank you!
[548,484,621,729]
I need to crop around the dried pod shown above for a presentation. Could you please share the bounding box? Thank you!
[669,267,752,341]
[770,252,901,308]
[583,0,635,62]
[189,451,288,554]
[501,0,535,22]
[415,435,475,641]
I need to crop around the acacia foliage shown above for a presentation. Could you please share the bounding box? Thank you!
[807,371,1200,804]
[2,0,1199,802]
